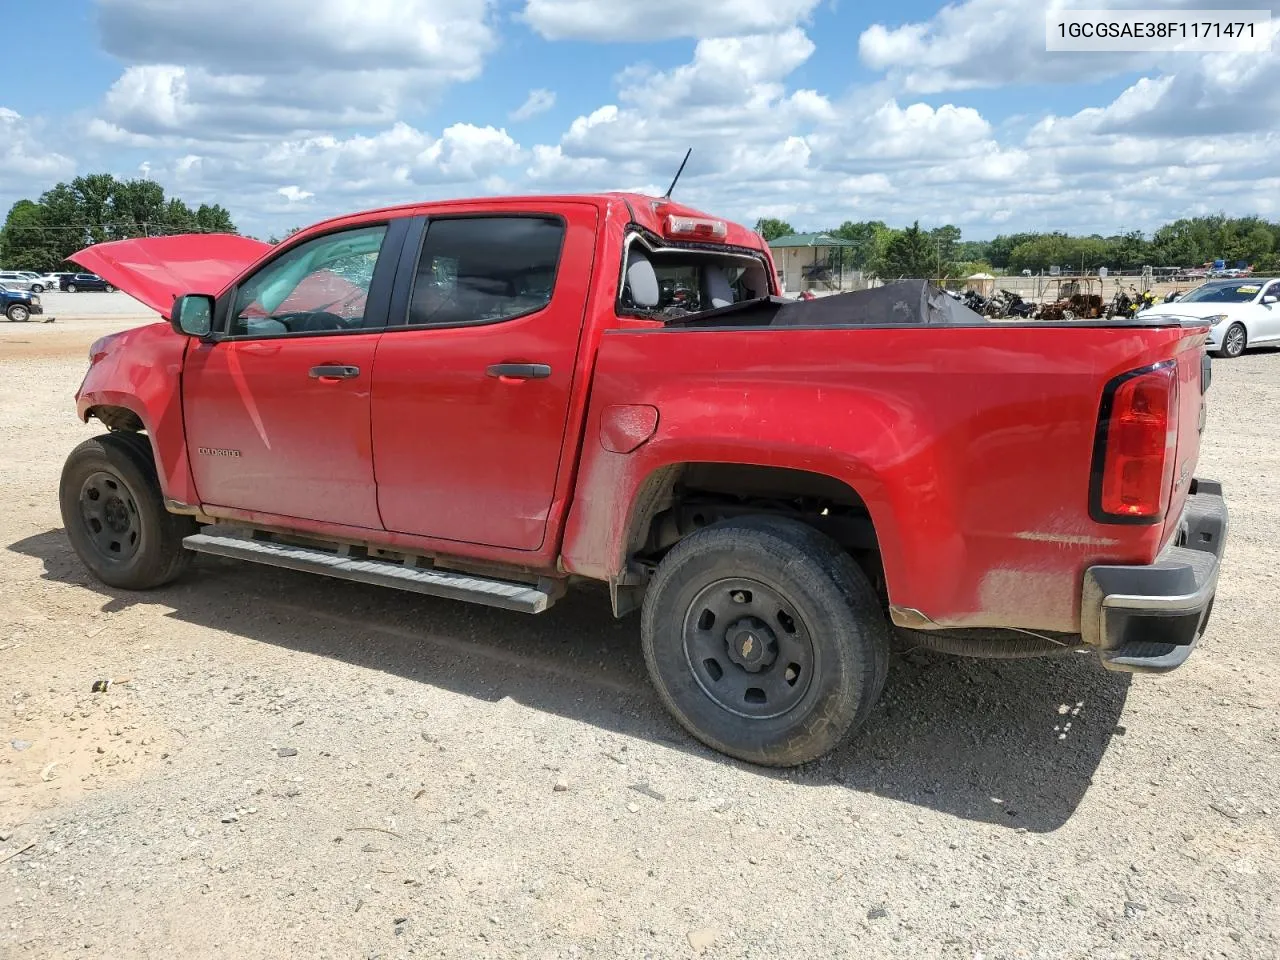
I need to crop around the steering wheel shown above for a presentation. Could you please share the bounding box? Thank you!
[275,310,351,332]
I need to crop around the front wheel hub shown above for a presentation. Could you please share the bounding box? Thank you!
[724,617,777,672]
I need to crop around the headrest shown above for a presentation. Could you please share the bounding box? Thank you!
[625,247,660,308]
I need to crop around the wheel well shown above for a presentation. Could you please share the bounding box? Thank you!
[615,463,885,613]
[88,405,145,433]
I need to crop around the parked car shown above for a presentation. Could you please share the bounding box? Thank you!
[61,194,1227,767]
[1141,277,1280,358]
[0,283,47,321]
[0,270,43,292]
[60,273,114,292]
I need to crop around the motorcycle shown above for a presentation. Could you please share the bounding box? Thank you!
[988,289,1036,319]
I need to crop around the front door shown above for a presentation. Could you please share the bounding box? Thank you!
[1255,279,1280,341]
[183,221,401,529]
[371,206,598,551]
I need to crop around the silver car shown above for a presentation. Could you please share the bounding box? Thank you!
[0,270,47,293]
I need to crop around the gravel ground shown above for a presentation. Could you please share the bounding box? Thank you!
[1,309,1277,959]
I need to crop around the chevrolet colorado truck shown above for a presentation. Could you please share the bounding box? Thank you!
[60,193,1228,766]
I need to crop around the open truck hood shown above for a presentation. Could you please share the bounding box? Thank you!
[71,234,273,318]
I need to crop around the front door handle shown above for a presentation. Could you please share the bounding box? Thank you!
[486,363,552,380]
[309,365,361,380]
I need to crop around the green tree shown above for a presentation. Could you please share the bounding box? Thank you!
[1107,231,1151,271]
[0,173,240,269]
[832,220,891,269]
[754,217,794,241]
[873,222,941,278]
[1008,234,1073,273]
[0,200,60,270]
[928,225,962,266]
[195,203,236,233]
[987,233,1039,269]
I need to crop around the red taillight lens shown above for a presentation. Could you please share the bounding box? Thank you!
[1093,363,1178,522]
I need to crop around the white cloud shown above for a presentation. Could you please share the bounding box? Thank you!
[511,89,557,121]
[856,0,1242,93]
[0,108,75,193]
[277,185,314,203]
[33,2,1277,242]
[91,0,495,138]
[522,0,820,40]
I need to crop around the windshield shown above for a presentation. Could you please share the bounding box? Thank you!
[1179,282,1263,304]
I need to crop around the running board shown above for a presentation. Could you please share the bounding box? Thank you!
[182,532,555,614]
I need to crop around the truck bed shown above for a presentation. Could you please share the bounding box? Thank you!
[565,316,1212,636]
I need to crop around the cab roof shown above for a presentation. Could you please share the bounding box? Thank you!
[298,192,767,252]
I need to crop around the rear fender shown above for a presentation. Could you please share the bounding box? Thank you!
[560,386,957,610]
[77,322,197,505]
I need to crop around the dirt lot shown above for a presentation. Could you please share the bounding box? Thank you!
[1,304,1277,960]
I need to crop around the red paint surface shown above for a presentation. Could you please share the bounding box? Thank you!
[71,234,272,317]
[76,322,199,504]
[599,404,660,454]
[370,200,600,551]
[559,323,1210,633]
[183,335,383,528]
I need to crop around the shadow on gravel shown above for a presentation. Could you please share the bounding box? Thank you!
[13,528,1130,833]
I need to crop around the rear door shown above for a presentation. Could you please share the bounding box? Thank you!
[182,219,407,529]
[371,204,598,551]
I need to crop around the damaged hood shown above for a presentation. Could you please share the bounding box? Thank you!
[71,234,273,318]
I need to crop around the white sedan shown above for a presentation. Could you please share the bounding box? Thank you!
[1143,277,1280,358]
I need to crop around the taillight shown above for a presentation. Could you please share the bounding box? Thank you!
[1090,362,1178,524]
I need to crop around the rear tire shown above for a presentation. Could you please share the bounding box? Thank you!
[641,516,890,767]
[67,283,77,293]
[6,304,29,322]
[1215,322,1246,359]
[59,433,197,590]
[30,284,43,294]
[105,284,115,293]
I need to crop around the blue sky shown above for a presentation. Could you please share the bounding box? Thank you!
[2,1,1277,240]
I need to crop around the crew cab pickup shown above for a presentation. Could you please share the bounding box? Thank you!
[60,193,1228,766]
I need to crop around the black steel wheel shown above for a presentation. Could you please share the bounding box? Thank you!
[1217,322,1246,359]
[78,470,144,564]
[642,516,890,767]
[59,433,197,590]
[683,577,816,720]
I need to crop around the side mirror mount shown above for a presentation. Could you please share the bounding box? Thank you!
[170,294,215,338]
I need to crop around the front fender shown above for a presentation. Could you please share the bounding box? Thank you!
[76,321,197,505]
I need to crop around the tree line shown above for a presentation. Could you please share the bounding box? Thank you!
[755,215,1280,278]
[1,174,237,271]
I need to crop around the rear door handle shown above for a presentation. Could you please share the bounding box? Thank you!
[486,363,552,380]
[309,365,361,380]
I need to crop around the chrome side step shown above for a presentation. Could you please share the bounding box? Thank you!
[183,532,555,614]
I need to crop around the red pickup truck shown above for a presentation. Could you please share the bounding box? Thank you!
[61,193,1227,766]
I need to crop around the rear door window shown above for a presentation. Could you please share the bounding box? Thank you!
[406,217,566,327]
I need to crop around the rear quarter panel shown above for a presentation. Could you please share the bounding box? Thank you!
[561,322,1207,634]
